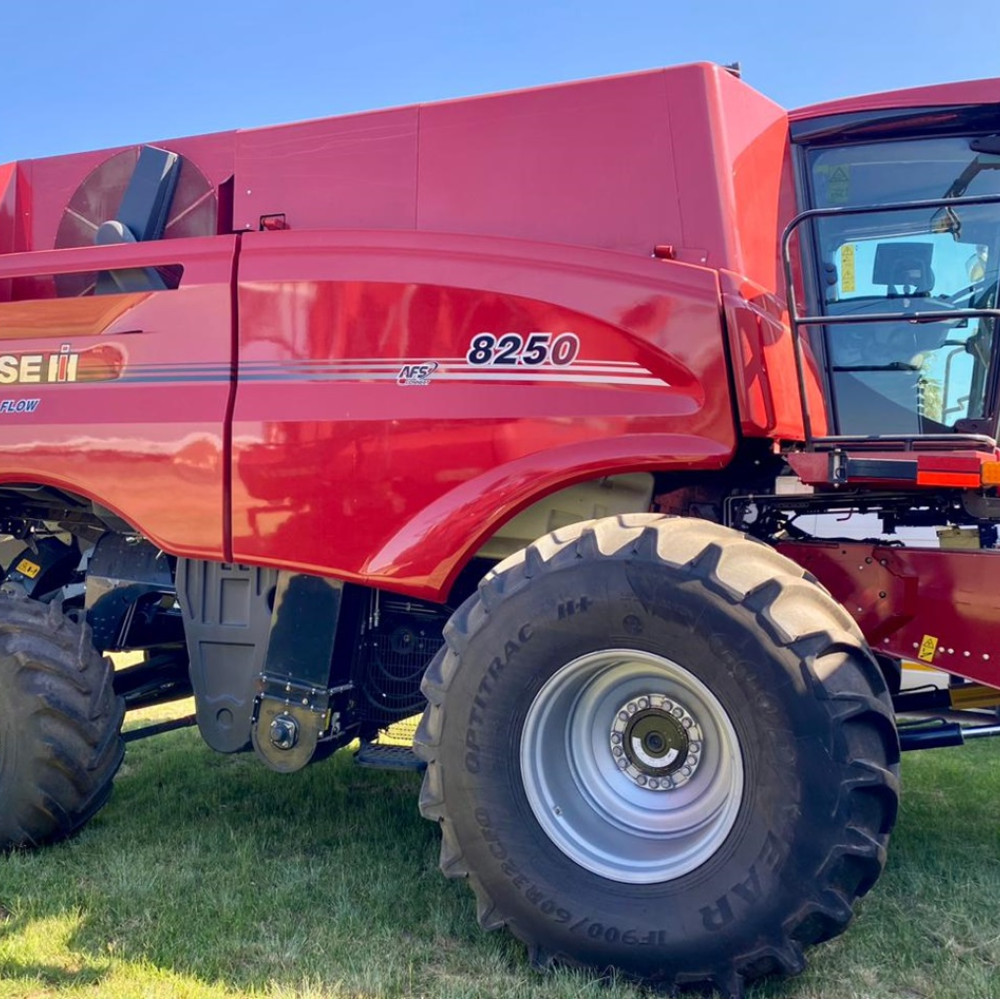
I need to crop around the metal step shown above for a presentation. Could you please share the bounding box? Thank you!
[354,741,426,771]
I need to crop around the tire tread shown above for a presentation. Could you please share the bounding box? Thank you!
[0,597,125,849]
[414,514,899,991]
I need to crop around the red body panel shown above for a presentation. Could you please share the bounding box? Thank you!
[0,238,235,558]
[791,76,1000,122]
[229,64,792,287]
[232,230,732,596]
[0,62,790,585]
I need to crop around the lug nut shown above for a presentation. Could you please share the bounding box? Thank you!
[269,713,299,750]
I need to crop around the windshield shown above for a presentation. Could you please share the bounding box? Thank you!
[801,135,1000,437]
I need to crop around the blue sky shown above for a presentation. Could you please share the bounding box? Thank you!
[1,0,995,163]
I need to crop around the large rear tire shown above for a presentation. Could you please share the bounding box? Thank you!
[0,598,125,849]
[414,515,899,992]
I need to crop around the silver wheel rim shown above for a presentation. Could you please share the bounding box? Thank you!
[520,649,744,884]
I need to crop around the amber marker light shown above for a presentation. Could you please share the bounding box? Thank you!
[980,461,1000,486]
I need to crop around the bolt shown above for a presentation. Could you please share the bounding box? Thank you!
[269,714,299,751]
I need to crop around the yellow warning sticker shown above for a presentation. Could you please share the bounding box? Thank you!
[15,558,40,579]
[840,244,856,294]
[827,164,851,204]
[917,634,939,663]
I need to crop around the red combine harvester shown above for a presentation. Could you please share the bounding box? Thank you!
[1,62,999,990]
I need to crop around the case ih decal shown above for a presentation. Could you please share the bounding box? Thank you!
[0,344,79,384]
[0,344,124,385]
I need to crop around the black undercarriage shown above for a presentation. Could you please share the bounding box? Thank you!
[2,470,1000,770]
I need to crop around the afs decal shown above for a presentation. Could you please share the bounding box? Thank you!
[397,361,440,386]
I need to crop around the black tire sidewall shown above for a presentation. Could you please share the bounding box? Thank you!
[0,603,123,848]
[0,667,28,822]
[440,556,850,976]
[0,632,67,842]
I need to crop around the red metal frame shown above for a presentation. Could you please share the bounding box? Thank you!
[779,539,1000,687]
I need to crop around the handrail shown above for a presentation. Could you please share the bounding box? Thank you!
[780,192,1000,449]
[792,307,1000,327]
[800,433,996,452]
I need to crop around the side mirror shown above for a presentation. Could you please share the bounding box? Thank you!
[931,205,962,238]
[970,135,1000,156]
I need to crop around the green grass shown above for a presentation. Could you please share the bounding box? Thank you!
[2,708,1000,999]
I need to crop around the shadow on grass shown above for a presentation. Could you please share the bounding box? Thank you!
[0,726,639,999]
[2,728,1000,998]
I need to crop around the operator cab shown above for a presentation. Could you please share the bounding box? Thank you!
[787,116,1000,444]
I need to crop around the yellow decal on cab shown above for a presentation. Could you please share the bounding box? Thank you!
[840,243,856,294]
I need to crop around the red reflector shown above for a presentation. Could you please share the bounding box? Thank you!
[916,455,983,473]
[916,471,982,488]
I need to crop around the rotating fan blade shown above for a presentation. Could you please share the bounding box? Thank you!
[54,145,217,297]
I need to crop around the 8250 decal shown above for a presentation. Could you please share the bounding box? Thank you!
[466,332,580,367]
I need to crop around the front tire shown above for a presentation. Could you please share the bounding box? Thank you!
[0,598,125,849]
[414,515,899,991]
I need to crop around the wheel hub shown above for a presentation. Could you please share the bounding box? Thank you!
[610,693,702,790]
[520,649,744,883]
